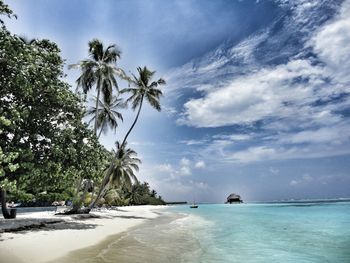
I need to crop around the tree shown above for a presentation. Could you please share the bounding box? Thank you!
[0,117,19,218]
[120,66,166,146]
[0,0,16,26]
[88,142,140,209]
[69,39,127,135]
[88,66,165,209]
[0,25,108,218]
[87,95,125,138]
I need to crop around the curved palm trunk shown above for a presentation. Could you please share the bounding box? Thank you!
[87,159,115,210]
[121,95,144,147]
[94,78,102,135]
[88,96,144,211]
[97,122,104,139]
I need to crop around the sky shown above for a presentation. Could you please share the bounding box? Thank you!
[4,0,350,202]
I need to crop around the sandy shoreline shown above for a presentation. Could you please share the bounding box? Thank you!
[0,205,167,263]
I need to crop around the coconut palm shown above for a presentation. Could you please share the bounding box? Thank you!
[87,66,165,210]
[87,95,126,138]
[69,39,127,135]
[120,66,166,146]
[109,141,140,188]
[88,141,140,209]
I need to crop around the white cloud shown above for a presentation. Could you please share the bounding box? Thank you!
[290,180,299,186]
[279,125,350,145]
[311,0,350,82]
[290,173,314,186]
[177,59,327,128]
[156,158,193,178]
[213,133,252,141]
[224,141,350,163]
[180,166,192,176]
[229,146,277,163]
[170,0,350,163]
[179,139,208,145]
[195,160,206,169]
[180,157,191,167]
[157,163,175,174]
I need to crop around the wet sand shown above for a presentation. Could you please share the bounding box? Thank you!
[50,212,202,263]
[0,206,166,263]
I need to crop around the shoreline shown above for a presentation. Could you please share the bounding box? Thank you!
[0,205,167,263]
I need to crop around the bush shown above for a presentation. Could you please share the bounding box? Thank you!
[8,190,35,203]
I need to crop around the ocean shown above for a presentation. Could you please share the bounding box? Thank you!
[55,201,350,263]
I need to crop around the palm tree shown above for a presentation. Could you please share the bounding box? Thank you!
[87,95,126,138]
[87,66,165,210]
[120,66,166,147]
[150,189,157,197]
[109,142,140,188]
[69,39,127,135]
[88,141,140,210]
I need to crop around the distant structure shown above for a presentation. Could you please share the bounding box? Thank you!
[226,193,243,204]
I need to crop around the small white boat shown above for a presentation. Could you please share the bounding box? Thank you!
[190,201,198,208]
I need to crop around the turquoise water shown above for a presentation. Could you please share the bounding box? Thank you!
[169,202,350,262]
[55,202,350,263]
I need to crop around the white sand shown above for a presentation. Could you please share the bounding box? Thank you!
[0,205,166,263]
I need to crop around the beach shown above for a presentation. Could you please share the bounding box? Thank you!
[0,206,166,263]
[1,202,350,263]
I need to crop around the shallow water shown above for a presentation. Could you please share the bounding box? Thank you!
[54,202,350,263]
[170,202,350,262]
[52,212,202,263]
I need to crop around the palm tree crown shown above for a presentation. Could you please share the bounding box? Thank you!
[123,66,165,111]
[69,39,127,134]
[120,66,166,146]
[109,141,141,190]
[87,95,126,138]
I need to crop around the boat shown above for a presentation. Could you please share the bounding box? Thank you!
[190,200,198,208]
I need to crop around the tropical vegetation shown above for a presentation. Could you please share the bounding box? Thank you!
[0,1,166,218]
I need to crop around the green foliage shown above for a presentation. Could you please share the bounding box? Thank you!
[121,66,165,112]
[0,0,17,26]
[70,39,128,135]
[0,116,19,191]
[1,3,166,212]
[8,190,34,203]
[0,26,108,204]
[87,95,125,138]
[104,182,166,206]
[36,192,70,202]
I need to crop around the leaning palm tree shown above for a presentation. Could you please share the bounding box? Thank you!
[87,66,165,210]
[88,141,140,210]
[87,95,126,138]
[69,39,127,135]
[120,66,166,146]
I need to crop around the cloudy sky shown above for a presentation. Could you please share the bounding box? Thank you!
[5,0,350,202]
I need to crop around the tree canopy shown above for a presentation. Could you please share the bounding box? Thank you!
[0,25,109,205]
[0,2,166,217]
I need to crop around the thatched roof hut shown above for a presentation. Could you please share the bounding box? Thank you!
[226,193,243,204]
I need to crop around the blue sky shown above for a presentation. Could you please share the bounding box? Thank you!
[5,0,350,202]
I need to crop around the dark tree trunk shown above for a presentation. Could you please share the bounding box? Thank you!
[94,80,102,135]
[1,188,15,219]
